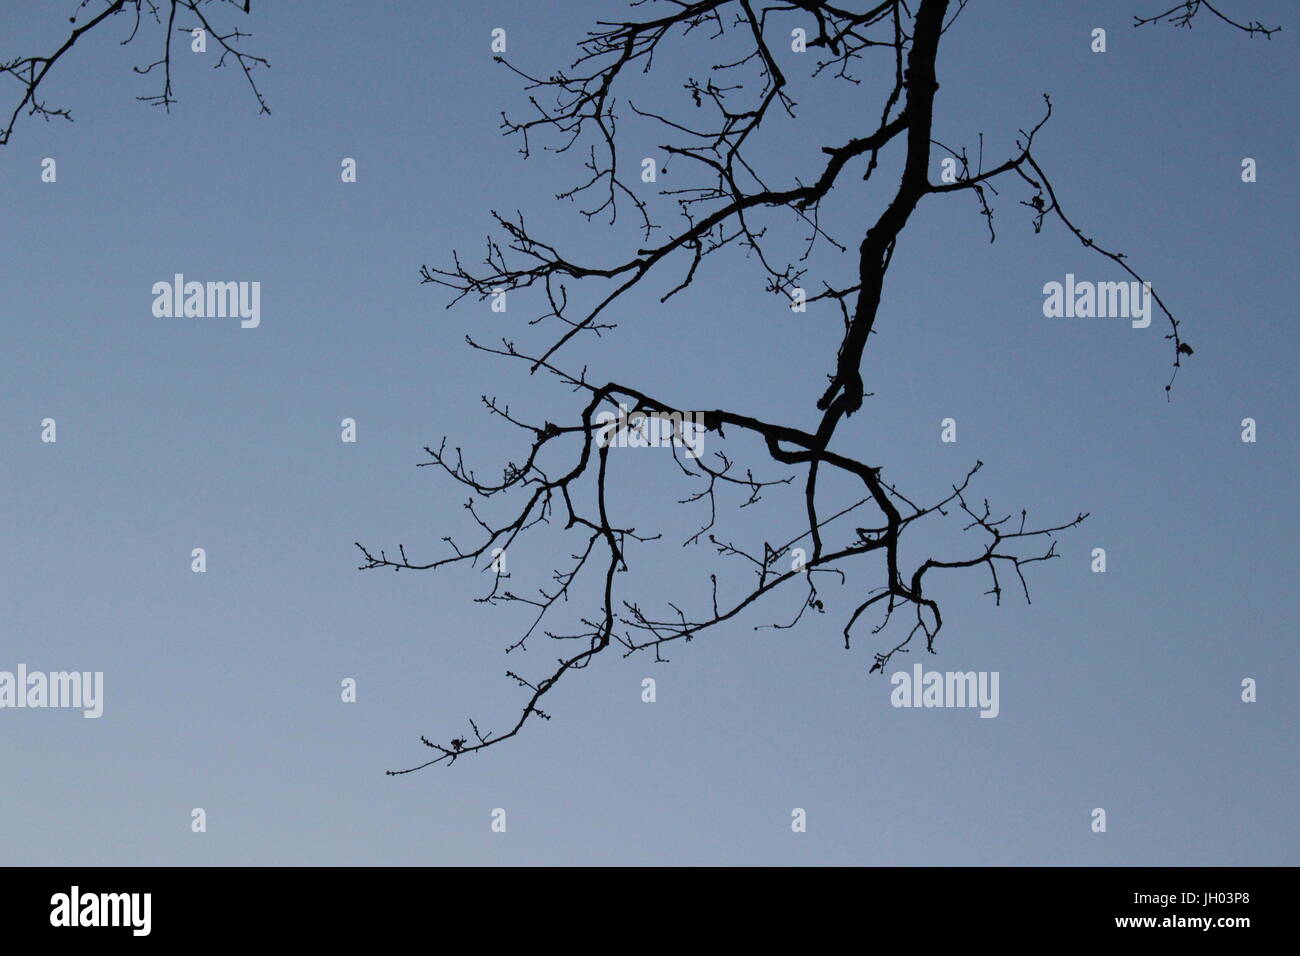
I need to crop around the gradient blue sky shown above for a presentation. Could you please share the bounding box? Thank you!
[1,0,1296,865]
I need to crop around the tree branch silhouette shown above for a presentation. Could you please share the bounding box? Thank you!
[1,0,266,147]
[2,0,1270,777]
[360,1,1274,774]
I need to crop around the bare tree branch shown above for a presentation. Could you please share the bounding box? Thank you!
[1,0,267,147]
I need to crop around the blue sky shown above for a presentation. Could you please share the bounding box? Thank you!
[0,0,1295,865]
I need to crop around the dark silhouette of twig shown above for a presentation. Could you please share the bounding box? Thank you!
[368,1,1275,774]
[1,0,266,147]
